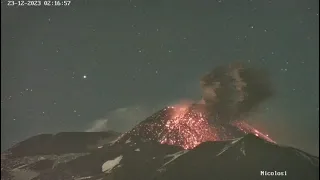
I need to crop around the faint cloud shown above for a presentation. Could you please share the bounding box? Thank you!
[86,118,109,132]
[86,100,192,133]
[106,106,155,132]
[114,107,128,113]
[86,105,158,133]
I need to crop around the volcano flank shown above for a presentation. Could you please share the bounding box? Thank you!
[114,103,275,150]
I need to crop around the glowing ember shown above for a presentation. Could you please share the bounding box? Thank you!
[157,105,276,149]
[124,104,276,150]
[159,105,219,149]
[231,121,276,143]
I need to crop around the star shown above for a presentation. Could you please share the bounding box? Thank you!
[83,75,87,79]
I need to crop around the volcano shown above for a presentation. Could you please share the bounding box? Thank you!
[114,103,275,149]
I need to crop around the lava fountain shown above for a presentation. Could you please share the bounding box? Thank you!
[157,104,276,149]
[159,105,220,149]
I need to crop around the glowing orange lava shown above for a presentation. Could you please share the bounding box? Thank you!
[159,106,219,149]
[158,105,276,149]
[231,121,276,143]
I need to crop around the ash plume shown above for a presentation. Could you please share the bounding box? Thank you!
[200,62,273,124]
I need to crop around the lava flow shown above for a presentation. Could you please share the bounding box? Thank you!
[156,104,276,149]
[159,106,220,149]
[231,121,276,143]
[122,103,276,150]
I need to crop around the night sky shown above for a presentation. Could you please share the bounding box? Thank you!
[1,0,319,155]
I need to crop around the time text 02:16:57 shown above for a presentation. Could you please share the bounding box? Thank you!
[7,1,72,7]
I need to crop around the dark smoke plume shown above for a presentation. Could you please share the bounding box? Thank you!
[200,62,273,124]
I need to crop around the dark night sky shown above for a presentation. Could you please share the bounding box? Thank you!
[1,0,319,155]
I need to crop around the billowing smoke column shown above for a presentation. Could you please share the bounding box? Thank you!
[200,62,273,124]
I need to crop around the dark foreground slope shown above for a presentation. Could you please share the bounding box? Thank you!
[1,131,318,180]
[1,131,120,180]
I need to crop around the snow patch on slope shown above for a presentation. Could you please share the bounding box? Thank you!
[240,141,246,156]
[163,150,189,167]
[109,133,125,145]
[217,137,243,156]
[157,150,189,173]
[294,149,319,166]
[125,138,131,144]
[52,153,89,168]
[11,168,39,180]
[75,176,93,180]
[102,155,123,173]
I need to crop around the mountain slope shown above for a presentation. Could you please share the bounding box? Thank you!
[1,132,318,180]
[1,106,318,180]
[152,134,319,180]
[1,131,120,180]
